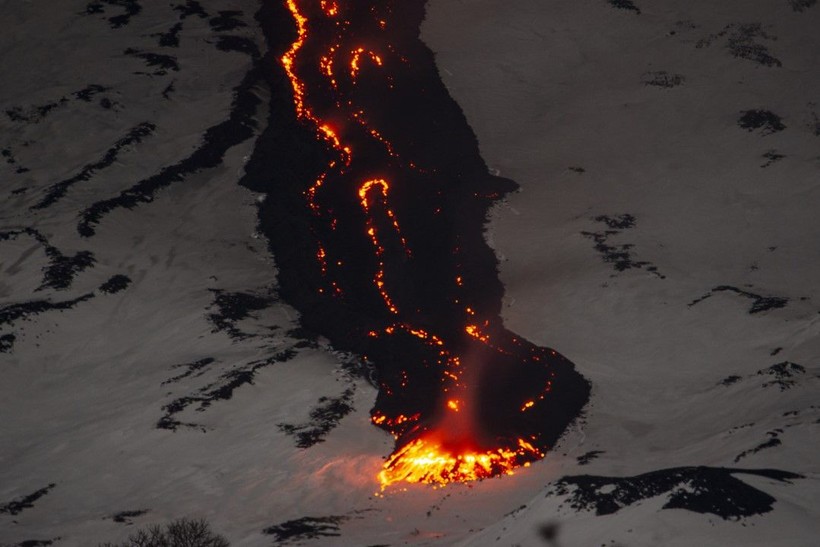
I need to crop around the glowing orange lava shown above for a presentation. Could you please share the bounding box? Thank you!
[378,435,543,489]
[278,0,571,490]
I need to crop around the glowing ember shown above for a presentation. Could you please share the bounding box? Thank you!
[273,0,590,490]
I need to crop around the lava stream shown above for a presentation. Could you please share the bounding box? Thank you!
[274,0,590,490]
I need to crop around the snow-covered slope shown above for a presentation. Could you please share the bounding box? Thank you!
[422,0,819,544]
[0,0,817,546]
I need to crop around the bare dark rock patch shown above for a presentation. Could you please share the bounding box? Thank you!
[789,0,817,11]
[0,228,96,290]
[576,450,605,465]
[697,24,781,67]
[278,388,356,448]
[124,49,180,75]
[642,71,684,88]
[206,290,274,340]
[212,36,260,58]
[85,0,142,29]
[6,84,112,123]
[78,66,260,237]
[734,432,782,463]
[157,349,296,432]
[173,0,208,20]
[0,333,16,353]
[210,11,247,32]
[688,285,788,314]
[0,294,95,327]
[550,467,801,519]
[2,148,29,174]
[607,0,641,14]
[110,509,149,524]
[99,274,132,294]
[0,484,56,516]
[581,214,665,279]
[757,361,806,391]
[14,539,59,547]
[155,22,183,47]
[738,110,786,135]
[263,515,348,543]
[719,374,743,387]
[162,357,216,385]
[761,150,786,168]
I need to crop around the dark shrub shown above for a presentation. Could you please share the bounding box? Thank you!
[99,517,229,547]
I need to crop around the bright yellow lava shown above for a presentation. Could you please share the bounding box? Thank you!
[378,437,542,489]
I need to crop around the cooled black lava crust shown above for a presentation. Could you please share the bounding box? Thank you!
[242,0,590,454]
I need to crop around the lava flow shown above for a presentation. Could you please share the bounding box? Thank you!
[247,0,590,489]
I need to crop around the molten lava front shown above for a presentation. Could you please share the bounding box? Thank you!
[378,437,543,488]
[272,0,590,489]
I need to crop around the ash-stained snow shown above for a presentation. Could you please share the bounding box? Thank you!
[1,0,818,546]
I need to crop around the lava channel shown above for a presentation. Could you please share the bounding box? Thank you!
[245,0,591,489]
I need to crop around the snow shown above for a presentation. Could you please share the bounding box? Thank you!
[1,0,818,545]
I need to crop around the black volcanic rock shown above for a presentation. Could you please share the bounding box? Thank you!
[551,467,802,519]
[242,0,590,464]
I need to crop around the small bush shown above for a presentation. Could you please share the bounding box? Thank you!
[99,517,229,547]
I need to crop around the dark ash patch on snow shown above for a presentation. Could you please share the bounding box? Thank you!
[738,110,786,135]
[77,65,260,237]
[14,540,59,546]
[85,0,142,28]
[263,515,348,543]
[278,388,356,448]
[550,467,801,519]
[576,450,605,466]
[697,24,781,67]
[642,71,684,88]
[688,285,788,314]
[0,484,56,516]
[607,0,641,14]
[207,290,274,340]
[582,214,665,279]
[157,349,296,431]
[99,274,132,294]
[110,509,149,524]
